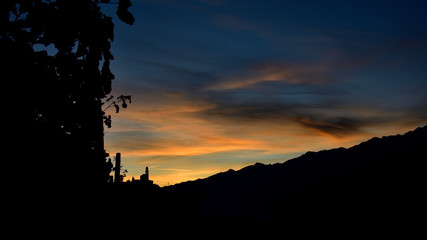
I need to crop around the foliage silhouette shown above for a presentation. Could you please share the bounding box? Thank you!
[2,0,134,185]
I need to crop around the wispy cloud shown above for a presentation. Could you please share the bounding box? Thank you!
[206,61,334,90]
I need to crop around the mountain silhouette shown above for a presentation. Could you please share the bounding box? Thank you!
[52,126,425,235]
[163,125,427,230]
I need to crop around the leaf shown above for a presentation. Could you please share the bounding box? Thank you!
[114,103,120,113]
[116,0,135,25]
[104,115,112,128]
[116,9,135,25]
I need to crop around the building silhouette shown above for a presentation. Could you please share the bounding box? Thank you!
[131,166,153,185]
[106,152,156,186]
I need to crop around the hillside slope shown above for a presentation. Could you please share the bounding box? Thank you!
[166,126,427,224]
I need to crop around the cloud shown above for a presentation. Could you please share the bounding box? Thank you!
[291,116,370,137]
[205,61,336,90]
[194,91,421,138]
[105,87,266,156]
[197,103,358,137]
[133,60,218,90]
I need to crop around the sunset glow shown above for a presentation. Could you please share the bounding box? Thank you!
[103,0,427,186]
[104,87,424,186]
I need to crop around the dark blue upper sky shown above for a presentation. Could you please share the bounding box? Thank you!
[102,0,427,185]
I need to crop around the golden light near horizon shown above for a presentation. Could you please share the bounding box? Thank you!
[104,86,424,186]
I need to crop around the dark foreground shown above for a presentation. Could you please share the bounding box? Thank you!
[17,126,426,236]
[107,126,426,235]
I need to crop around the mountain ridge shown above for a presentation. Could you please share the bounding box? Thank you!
[165,125,427,222]
[170,125,425,187]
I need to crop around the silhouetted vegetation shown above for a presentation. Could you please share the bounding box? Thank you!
[2,0,134,185]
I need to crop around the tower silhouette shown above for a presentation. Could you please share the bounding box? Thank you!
[131,166,153,185]
[114,153,121,183]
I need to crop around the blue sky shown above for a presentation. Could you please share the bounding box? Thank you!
[102,0,427,185]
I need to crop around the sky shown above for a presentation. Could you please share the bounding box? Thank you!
[102,0,427,186]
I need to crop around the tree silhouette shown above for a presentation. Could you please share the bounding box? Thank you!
[1,0,134,185]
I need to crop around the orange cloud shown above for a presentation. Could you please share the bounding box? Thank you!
[206,61,332,90]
